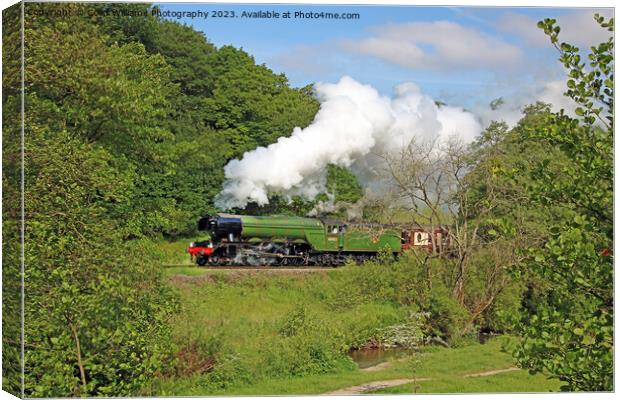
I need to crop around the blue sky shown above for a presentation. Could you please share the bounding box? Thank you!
[154,3,613,124]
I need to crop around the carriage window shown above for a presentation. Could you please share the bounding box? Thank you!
[414,232,430,245]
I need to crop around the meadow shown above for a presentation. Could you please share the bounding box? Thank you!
[146,258,561,396]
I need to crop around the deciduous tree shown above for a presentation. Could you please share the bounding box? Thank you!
[511,15,613,391]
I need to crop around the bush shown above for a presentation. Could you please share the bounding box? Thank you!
[339,303,403,349]
[325,254,428,309]
[427,284,469,341]
[262,304,355,377]
[376,311,428,349]
[482,280,525,333]
[198,353,257,390]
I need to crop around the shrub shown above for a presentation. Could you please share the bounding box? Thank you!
[198,353,257,390]
[376,312,428,349]
[427,284,469,341]
[263,304,354,377]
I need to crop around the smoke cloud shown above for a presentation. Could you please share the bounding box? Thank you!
[215,76,481,210]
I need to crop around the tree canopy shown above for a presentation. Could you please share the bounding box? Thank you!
[2,2,327,396]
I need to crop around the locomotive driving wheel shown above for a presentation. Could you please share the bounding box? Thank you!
[207,255,221,266]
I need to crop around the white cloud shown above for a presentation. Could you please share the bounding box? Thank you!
[342,20,522,70]
[495,12,548,47]
[474,79,578,128]
[496,10,614,48]
[537,80,578,114]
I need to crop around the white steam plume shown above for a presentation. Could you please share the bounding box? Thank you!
[215,76,481,210]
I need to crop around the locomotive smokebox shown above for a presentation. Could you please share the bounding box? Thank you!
[197,216,212,231]
[199,214,243,241]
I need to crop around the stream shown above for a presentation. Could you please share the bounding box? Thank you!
[348,347,409,369]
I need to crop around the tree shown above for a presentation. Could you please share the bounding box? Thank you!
[379,135,517,336]
[462,105,579,335]
[21,117,178,396]
[101,9,322,231]
[511,15,613,391]
[2,4,25,395]
[5,4,180,395]
[24,3,182,238]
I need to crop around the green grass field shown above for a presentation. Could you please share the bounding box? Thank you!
[369,339,561,394]
[150,265,561,396]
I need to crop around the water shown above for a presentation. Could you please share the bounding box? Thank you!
[348,347,409,369]
[478,332,500,344]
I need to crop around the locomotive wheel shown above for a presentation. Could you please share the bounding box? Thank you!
[322,255,330,266]
[196,256,208,266]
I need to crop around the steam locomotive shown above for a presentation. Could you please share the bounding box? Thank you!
[187,213,449,266]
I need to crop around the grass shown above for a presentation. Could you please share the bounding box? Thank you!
[153,335,559,395]
[150,263,561,396]
[163,265,209,276]
[155,237,196,266]
[165,267,403,355]
[206,339,561,396]
[370,338,561,394]
[155,360,408,396]
[372,370,561,394]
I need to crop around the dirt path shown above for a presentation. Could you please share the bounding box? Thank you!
[324,366,521,394]
[463,367,519,377]
[324,378,430,395]
[361,361,393,372]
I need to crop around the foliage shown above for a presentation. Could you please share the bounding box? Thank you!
[509,15,614,391]
[265,304,354,377]
[20,118,179,395]
[155,269,560,395]
[326,164,364,204]
[25,3,178,238]
[319,254,472,343]
[376,312,427,349]
[538,15,613,130]
[200,45,319,152]
[2,4,24,395]
[2,4,185,396]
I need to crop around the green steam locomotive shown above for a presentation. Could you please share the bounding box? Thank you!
[187,213,404,266]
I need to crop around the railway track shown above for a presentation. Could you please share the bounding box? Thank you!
[163,263,336,271]
[202,266,335,272]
